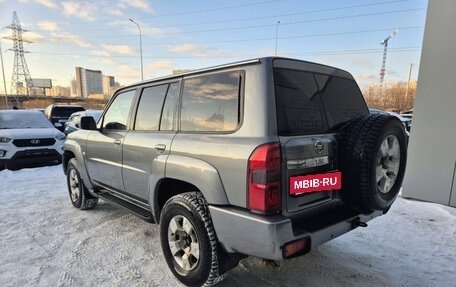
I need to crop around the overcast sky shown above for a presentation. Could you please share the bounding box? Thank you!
[0,0,427,90]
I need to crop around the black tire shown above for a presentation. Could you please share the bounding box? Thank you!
[160,192,227,287]
[339,114,407,214]
[66,158,98,210]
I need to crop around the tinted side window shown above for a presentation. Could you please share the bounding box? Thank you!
[102,90,136,130]
[160,82,179,131]
[135,84,168,131]
[181,72,241,132]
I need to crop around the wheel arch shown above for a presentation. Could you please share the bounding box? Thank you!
[151,155,229,221]
[62,140,95,192]
[62,150,75,174]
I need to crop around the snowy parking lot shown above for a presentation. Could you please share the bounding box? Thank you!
[1,165,455,287]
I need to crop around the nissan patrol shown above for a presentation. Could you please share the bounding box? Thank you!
[62,57,407,287]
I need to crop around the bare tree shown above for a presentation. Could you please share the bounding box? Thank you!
[363,81,416,112]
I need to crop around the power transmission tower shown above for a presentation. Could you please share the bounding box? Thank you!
[379,29,399,85]
[4,11,34,96]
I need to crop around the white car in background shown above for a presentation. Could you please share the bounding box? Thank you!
[0,110,66,170]
[63,110,102,135]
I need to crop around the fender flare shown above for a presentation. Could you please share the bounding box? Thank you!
[63,139,96,193]
[150,155,229,217]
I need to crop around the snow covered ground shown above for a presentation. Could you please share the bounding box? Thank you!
[1,165,455,287]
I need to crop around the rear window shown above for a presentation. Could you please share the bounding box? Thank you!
[274,68,368,136]
[52,106,85,118]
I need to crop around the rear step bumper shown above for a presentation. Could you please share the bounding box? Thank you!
[209,205,382,260]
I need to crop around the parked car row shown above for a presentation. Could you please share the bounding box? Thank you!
[0,105,102,171]
[44,104,86,132]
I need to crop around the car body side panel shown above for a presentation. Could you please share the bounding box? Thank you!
[164,154,229,205]
[122,131,175,200]
[169,133,279,207]
[84,130,126,192]
[148,155,168,217]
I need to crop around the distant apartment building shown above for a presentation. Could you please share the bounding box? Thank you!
[75,67,103,98]
[74,68,118,99]
[103,75,117,99]
[70,79,78,98]
[47,86,70,97]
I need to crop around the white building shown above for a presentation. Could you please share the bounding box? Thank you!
[402,0,456,207]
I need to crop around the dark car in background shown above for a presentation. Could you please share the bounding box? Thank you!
[369,108,411,144]
[64,110,102,135]
[369,108,411,132]
[44,104,85,132]
[400,109,413,120]
[0,110,66,170]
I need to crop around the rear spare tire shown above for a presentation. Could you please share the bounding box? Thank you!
[339,114,407,214]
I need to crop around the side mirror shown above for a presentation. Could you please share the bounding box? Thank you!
[79,116,97,130]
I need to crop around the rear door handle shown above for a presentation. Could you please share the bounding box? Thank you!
[113,139,121,146]
[154,144,166,152]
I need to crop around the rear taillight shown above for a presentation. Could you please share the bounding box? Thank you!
[247,142,281,213]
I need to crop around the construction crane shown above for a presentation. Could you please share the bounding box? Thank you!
[379,28,399,83]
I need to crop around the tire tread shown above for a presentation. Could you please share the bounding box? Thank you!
[67,158,98,210]
[339,114,407,213]
[161,192,226,287]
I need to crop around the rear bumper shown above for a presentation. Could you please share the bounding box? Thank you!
[209,205,382,260]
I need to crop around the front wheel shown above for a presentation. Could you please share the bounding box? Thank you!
[160,192,227,287]
[66,158,98,210]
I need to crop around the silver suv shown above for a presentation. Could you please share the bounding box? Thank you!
[63,57,407,287]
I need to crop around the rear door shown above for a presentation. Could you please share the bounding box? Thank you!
[273,59,369,214]
[85,89,136,192]
[122,82,180,201]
